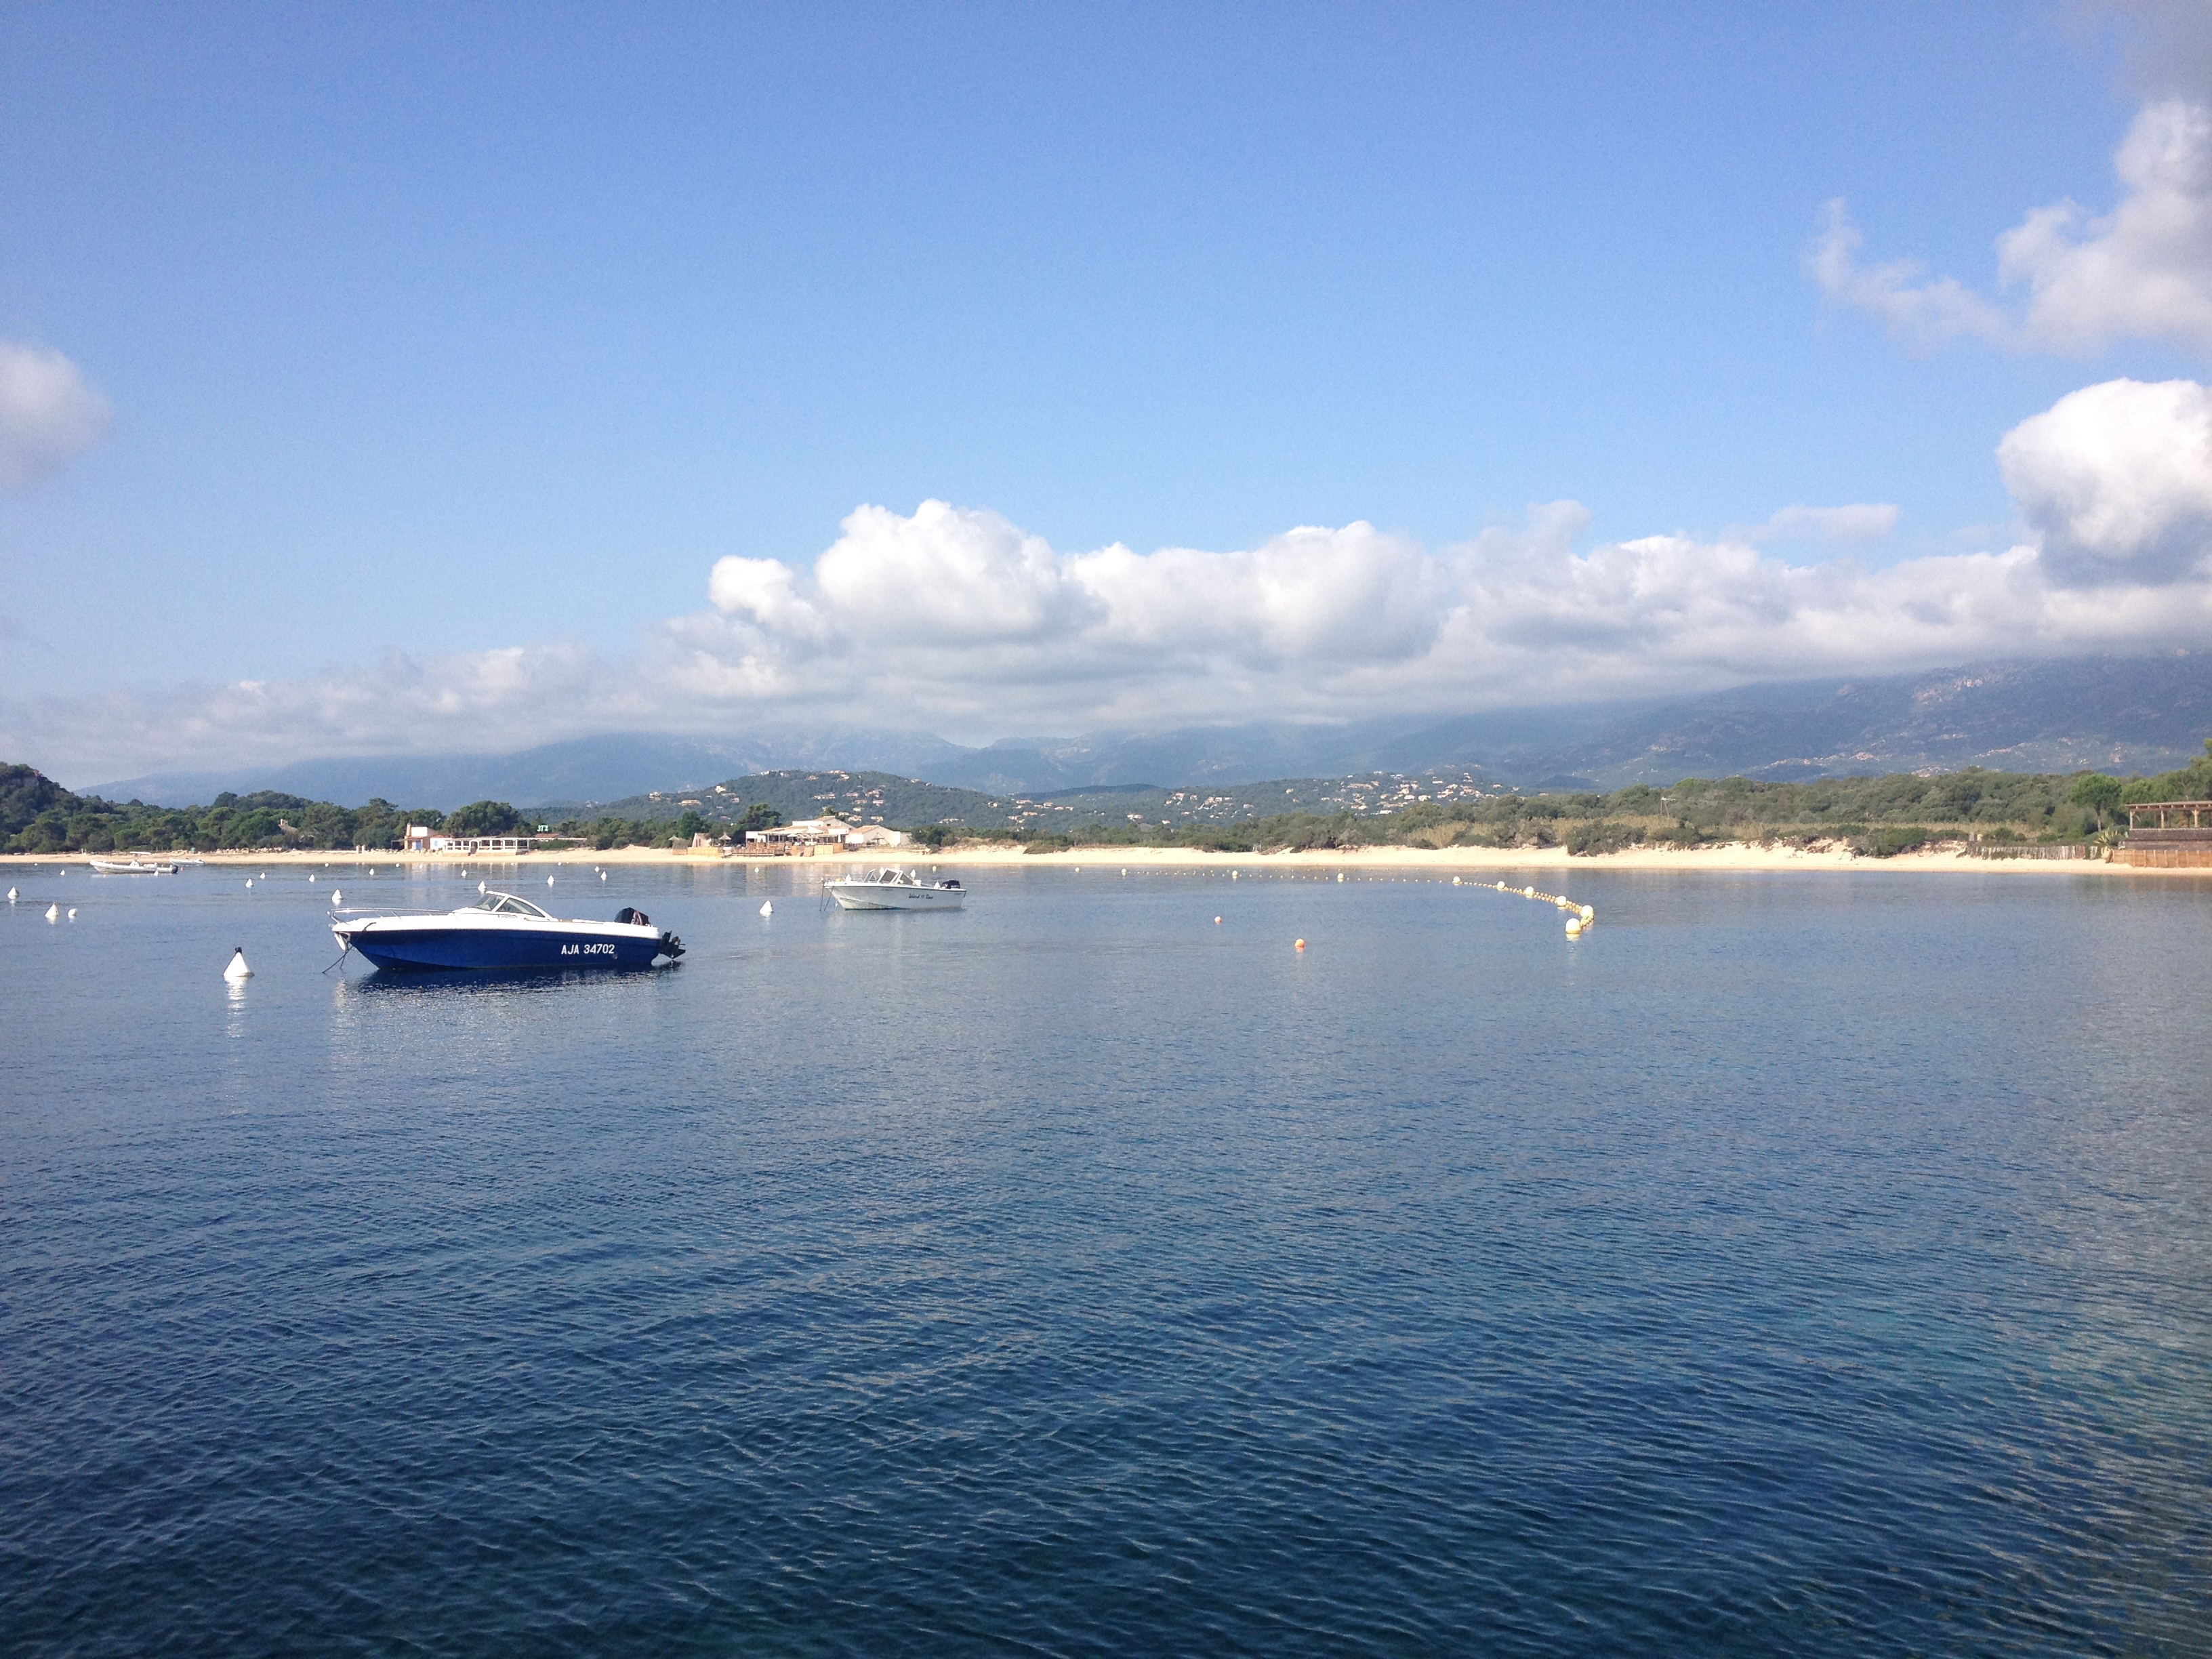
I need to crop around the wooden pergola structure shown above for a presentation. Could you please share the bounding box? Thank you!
[2127,800,2212,830]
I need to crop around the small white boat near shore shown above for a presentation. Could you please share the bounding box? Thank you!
[825,867,966,911]
[89,857,178,875]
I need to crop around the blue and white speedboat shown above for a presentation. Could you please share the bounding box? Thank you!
[332,890,684,973]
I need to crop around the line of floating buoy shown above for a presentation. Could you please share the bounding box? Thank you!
[1481,877,1597,936]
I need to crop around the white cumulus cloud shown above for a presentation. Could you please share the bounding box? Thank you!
[1804,201,2011,353]
[1746,503,1901,544]
[1999,100,2212,353]
[1811,99,2212,357]
[0,340,111,488]
[1998,376,2212,583]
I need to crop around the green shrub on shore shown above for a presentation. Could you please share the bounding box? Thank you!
[1566,820,1644,857]
[1855,825,1931,858]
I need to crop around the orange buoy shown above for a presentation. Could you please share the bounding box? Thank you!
[1294,938,1306,951]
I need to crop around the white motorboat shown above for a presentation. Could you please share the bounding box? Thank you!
[825,867,966,911]
[89,857,178,874]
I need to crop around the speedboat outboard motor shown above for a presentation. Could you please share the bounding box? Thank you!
[614,906,684,960]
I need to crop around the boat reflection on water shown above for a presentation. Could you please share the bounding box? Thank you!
[339,960,674,997]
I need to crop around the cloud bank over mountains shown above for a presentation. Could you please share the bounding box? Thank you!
[11,374,2212,783]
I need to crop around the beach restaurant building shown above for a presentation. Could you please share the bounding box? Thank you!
[746,816,907,853]
[403,825,541,856]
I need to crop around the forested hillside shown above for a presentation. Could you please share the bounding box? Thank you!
[1,765,464,855]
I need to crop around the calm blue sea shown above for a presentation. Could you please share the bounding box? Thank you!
[3,860,2209,1657]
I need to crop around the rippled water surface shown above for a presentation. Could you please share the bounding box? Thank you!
[5,860,2210,1656]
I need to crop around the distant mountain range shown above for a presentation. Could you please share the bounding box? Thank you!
[81,652,2212,809]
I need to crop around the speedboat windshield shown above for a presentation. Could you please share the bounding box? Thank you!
[473,892,554,918]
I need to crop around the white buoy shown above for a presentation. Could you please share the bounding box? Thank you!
[245,879,253,890]
[45,902,60,921]
[547,875,555,886]
[309,874,316,882]
[600,872,607,880]
[6,886,14,903]
[1452,876,1462,885]
[478,881,487,893]
[224,946,252,981]
[1580,905,1594,922]
[759,899,773,916]
[1523,886,1534,897]
[1565,918,1582,937]
[331,889,342,905]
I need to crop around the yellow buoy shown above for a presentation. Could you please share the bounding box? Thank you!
[1580,905,1594,922]
[1565,918,1582,937]
[1294,939,1306,951]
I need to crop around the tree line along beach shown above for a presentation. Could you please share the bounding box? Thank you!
[7,743,2212,874]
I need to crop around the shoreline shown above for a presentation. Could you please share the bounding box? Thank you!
[5,842,2193,876]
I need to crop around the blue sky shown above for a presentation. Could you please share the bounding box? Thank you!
[5,2,2212,781]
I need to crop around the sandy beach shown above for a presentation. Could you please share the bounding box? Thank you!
[7,841,2190,876]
